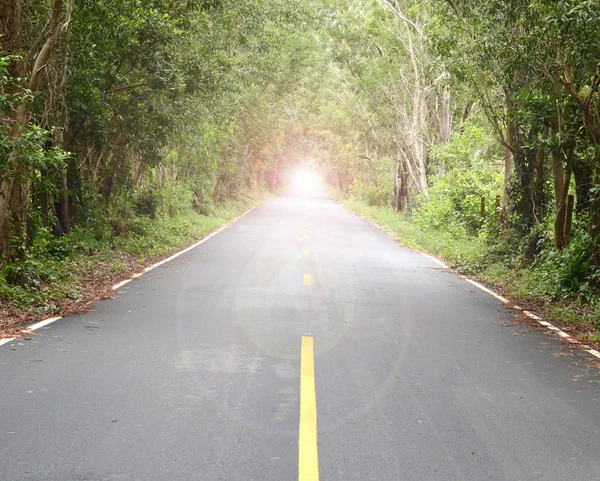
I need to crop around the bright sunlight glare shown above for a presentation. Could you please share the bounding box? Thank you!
[292,170,321,195]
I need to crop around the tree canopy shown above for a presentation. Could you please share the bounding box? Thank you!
[3,0,600,317]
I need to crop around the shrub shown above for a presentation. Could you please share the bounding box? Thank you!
[414,163,502,237]
[158,181,195,217]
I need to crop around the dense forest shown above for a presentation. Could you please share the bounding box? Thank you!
[2,0,600,335]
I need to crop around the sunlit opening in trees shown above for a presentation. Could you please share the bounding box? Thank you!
[292,169,321,195]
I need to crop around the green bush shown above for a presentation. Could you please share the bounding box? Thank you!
[158,182,195,218]
[414,164,502,237]
[414,124,502,237]
[133,185,160,218]
[527,228,595,302]
[353,156,394,207]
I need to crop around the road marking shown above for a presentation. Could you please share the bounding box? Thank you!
[25,317,63,332]
[587,349,600,359]
[112,206,257,288]
[465,279,595,354]
[304,249,309,256]
[304,273,311,286]
[299,336,319,481]
[344,200,600,364]
[112,279,131,290]
[462,278,509,304]
[422,253,448,269]
[304,234,309,240]
[0,316,65,346]
[305,223,309,228]
[1,204,262,346]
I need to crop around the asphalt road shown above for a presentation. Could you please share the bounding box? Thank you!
[2,193,600,481]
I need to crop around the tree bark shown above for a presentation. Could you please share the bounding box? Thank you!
[532,132,548,223]
[441,84,451,143]
[502,146,512,212]
[397,158,409,212]
[393,156,400,211]
[550,117,573,250]
[572,159,592,215]
[551,152,570,250]
[56,170,70,234]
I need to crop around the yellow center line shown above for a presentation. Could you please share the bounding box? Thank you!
[304,234,309,240]
[299,336,319,481]
[304,249,309,256]
[303,273,311,286]
[305,223,309,228]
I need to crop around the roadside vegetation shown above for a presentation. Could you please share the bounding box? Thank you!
[329,1,600,341]
[0,0,319,330]
[3,0,600,341]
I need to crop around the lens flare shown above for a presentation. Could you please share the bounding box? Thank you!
[292,170,321,194]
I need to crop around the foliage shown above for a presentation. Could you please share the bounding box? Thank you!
[415,125,503,236]
[4,0,600,334]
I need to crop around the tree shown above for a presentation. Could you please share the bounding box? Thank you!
[0,0,72,258]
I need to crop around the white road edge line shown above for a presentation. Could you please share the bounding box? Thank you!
[112,279,131,290]
[112,207,255,288]
[462,277,598,358]
[462,277,510,304]
[586,349,600,359]
[2,204,261,343]
[25,316,63,332]
[344,201,600,363]
[422,253,448,269]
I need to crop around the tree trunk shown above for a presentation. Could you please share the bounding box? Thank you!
[441,84,451,143]
[0,0,26,258]
[0,0,71,257]
[397,159,409,212]
[56,170,70,235]
[0,105,27,257]
[9,173,31,252]
[507,120,539,230]
[393,155,400,211]
[532,132,548,223]
[572,161,591,215]
[551,153,570,250]
[550,117,573,250]
[502,146,512,212]
[588,163,600,239]
[459,100,474,133]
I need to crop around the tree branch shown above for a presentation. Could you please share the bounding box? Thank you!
[444,0,459,16]
[379,0,424,37]
[29,0,72,93]
[586,63,600,105]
